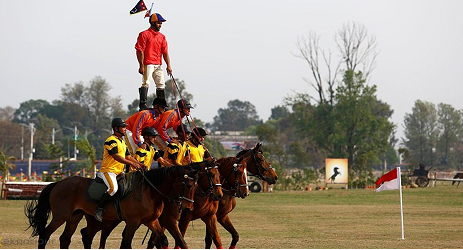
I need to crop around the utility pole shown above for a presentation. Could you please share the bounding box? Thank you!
[74,125,78,160]
[20,123,35,179]
[28,123,35,180]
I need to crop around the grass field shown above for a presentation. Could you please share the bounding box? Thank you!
[1,184,462,249]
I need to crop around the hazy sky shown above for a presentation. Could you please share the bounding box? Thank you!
[1,0,462,139]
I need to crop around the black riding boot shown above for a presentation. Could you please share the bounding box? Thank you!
[156,88,165,101]
[139,87,149,111]
[95,192,112,222]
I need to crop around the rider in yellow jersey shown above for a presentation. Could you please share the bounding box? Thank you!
[132,127,173,171]
[95,118,146,222]
[163,124,191,166]
[186,127,212,163]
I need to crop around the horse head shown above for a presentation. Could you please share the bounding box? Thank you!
[218,158,250,199]
[237,143,278,185]
[146,166,198,213]
[191,160,223,201]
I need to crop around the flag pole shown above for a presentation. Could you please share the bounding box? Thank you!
[398,167,405,239]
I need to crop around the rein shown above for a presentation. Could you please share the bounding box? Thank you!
[221,161,247,197]
[196,165,222,197]
[137,169,195,205]
[248,152,273,180]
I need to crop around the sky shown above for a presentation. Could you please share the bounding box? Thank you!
[1,0,463,140]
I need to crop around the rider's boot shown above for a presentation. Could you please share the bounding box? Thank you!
[156,88,165,101]
[139,86,149,111]
[94,192,112,222]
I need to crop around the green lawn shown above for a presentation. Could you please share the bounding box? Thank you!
[1,185,462,249]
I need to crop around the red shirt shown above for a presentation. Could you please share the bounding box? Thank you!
[153,109,182,141]
[125,109,158,146]
[135,28,168,65]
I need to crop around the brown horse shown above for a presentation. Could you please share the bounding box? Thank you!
[83,160,223,249]
[150,143,278,249]
[25,165,198,249]
[452,173,463,186]
[147,157,247,249]
[176,155,251,248]
[208,143,277,249]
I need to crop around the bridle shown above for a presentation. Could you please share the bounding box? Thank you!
[248,150,274,181]
[196,164,222,198]
[138,168,197,212]
[221,162,248,197]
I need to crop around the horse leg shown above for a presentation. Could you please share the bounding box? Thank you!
[38,215,68,249]
[217,215,239,249]
[201,214,223,249]
[80,214,101,249]
[59,211,84,248]
[160,218,188,249]
[178,213,193,237]
[147,230,168,249]
[146,220,170,249]
[120,220,140,249]
[100,220,122,249]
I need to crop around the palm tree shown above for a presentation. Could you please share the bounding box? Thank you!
[74,138,96,178]
[0,149,16,181]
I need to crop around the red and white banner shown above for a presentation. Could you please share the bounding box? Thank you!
[375,168,400,192]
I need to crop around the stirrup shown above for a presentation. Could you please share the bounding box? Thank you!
[95,208,104,222]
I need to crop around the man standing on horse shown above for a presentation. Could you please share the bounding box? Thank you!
[131,127,173,171]
[135,13,172,111]
[95,118,146,222]
[125,97,168,152]
[154,99,193,151]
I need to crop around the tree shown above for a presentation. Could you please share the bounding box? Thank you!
[86,76,112,135]
[0,120,23,158]
[403,100,438,166]
[61,81,87,106]
[437,103,462,166]
[0,149,15,180]
[13,99,50,124]
[211,99,262,131]
[74,137,96,177]
[331,70,394,175]
[0,106,15,121]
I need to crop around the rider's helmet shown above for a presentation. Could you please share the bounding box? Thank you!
[111,118,127,128]
[141,127,158,137]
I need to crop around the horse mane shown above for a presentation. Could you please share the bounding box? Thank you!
[217,156,238,167]
[143,166,186,185]
[236,149,251,158]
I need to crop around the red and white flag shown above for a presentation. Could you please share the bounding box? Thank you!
[144,3,154,18]
[375,168,400,192]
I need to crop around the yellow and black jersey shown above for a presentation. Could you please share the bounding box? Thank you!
[163,141,189,166]
[99,134,129,175]
[132,144,161,171]
[186,140,209,163]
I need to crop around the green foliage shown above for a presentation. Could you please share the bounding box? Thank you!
[74,137,96,173]
[0,149,15,180]
[13,99,49,124]
[211,99,263,131]
[403,100,463,169]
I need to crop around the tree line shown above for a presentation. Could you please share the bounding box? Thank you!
[1,22,462,188]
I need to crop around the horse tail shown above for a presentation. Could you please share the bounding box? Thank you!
[25,182,57,237]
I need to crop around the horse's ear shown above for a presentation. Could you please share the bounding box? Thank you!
[254,142,262,152]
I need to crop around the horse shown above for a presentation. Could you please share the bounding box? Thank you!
[150,143,277,249]
[452,173,463,186]
[83,160,223,249]
[176,154,250,249]
[25,165,199,249]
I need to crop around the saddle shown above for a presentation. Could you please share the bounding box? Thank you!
[86,172,138,220]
